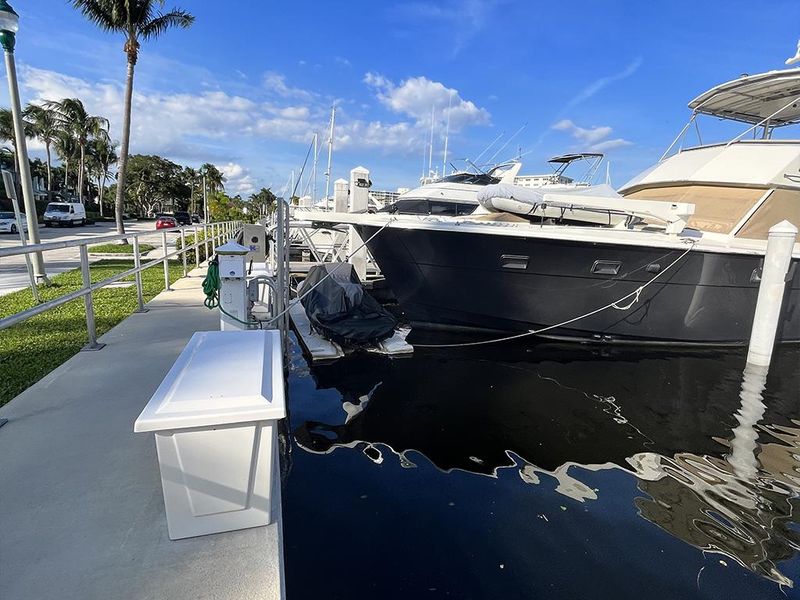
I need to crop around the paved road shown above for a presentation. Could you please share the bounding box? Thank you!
[0,221,182,296]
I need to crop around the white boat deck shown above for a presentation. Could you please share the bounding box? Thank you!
[0,265,284,600]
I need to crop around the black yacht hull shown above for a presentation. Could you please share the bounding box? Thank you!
[357,225,800,344]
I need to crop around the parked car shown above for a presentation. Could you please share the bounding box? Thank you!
[174,211,191,225]
[43,202,87,227]
[191,214,201,223]
[155,215,178,230]
[0,211,27,234]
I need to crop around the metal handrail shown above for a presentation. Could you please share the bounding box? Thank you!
[0,223,217,258]
[0,220,243,348]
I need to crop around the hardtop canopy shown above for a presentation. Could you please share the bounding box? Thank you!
[689,69,800,126]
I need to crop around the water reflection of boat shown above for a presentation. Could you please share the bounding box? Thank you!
[293,344,800,586]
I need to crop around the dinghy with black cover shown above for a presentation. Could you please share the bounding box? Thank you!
[299,263,397,346]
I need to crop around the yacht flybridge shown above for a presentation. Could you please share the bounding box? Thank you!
[307,69,800,344]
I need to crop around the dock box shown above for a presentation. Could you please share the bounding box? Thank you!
[134,330,286,540]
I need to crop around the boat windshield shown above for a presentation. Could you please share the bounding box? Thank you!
[439,172,500,186]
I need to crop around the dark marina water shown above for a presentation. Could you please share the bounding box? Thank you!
[282,336,800,599]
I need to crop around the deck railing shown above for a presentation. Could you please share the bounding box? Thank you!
[0,220,243,349]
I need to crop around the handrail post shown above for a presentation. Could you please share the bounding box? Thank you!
[162,230,171,292]
[133,236,147,313]
[211,223,217,254]
[79,245,104,351]
[275,200,285,338]
[203,223,209,262]
[194,225,200,266]
[180,226,188,277]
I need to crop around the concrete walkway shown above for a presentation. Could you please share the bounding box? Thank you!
[0,267,284,600]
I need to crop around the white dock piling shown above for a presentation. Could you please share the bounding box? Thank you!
[349,166,370,281]
[746,220,798,367]
[334,178,349,213]
[217,240,251,331]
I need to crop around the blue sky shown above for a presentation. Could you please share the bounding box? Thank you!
[8,0,800,197]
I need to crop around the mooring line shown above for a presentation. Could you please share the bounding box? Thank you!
[414,239,697,349]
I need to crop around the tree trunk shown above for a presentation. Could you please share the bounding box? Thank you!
[98,172,105,217]
[64,157,69,188]
[100,169,108,217]
[78,143,85,204]
[115,57,136,241]
[45,142,52,202]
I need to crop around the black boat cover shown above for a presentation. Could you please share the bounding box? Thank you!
[299,263,397,345]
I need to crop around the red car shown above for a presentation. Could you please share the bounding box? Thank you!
[155,216,178,230]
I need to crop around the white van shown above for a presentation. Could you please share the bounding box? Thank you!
[43,202,87,227]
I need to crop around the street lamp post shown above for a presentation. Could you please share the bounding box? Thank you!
[0,0,46,282]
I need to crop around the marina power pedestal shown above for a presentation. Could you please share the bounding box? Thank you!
[134,330,286,540]
[216,240,250,331]
[242,223,267,264]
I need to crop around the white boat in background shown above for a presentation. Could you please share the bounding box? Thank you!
[381,154,605,217]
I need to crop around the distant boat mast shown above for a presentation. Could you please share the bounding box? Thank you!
[442,93,452,177]
[324,105,336,209]
[428,106,435,178]
[311,133,318,203]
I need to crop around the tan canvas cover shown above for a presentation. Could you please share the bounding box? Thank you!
[624,185,765,234]
[736,189,800,240]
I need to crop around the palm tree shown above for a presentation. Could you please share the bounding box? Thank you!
[71,1,195,238]
[53,131,79,193]
[201,162,225,192]
[0,107,35,199]
[47,98,108,204]
[87,136,118,217]
[183,166,200,214]
[24,104,60,200]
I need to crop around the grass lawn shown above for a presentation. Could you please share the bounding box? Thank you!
[0,259,188,406]
[89,242,156,254]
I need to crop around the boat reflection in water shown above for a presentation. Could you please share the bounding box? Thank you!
[293,342,800,587]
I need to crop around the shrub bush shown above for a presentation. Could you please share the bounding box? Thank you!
[175,231,209,265]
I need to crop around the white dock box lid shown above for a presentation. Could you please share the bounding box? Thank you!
[134,330,285,433]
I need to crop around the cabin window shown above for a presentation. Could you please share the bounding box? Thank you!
[624,185,765,234]
[429,201,458,216]
[735,189,800,240]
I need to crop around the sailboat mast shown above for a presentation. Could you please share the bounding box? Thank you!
[311,133,318,203]
[324,105,335,209]
[442,94,452,177]
[428,106,435,178]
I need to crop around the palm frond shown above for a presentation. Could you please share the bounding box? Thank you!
[71,0,125,32]
[139,9,195,40]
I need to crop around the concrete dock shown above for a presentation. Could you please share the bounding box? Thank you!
[0,266,284,600]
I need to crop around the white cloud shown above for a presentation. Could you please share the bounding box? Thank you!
[551,119,632,153]
[587,138,633,152]
[263,71,313,100]
[19,64,492,188]
[276,106,310,119]
[364,72,490,131]
[562,58,642,112]
[217,162,257,196]
[22,66,258,161]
